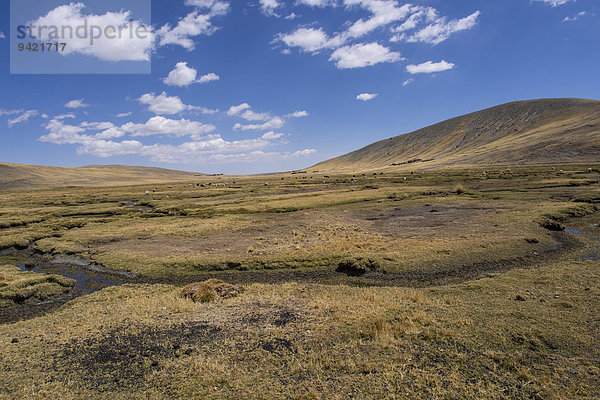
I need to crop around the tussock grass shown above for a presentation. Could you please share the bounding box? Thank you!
[0,265,75,307]
[1,257,599,398]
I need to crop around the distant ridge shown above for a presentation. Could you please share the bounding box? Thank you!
[312,98,600,173]
[0,163,201,190]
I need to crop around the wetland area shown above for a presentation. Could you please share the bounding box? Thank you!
[0,165,599,399]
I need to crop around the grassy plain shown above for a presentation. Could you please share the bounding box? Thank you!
[0,164,599,398]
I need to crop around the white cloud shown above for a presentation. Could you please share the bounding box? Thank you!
[402,78,414,86]
[39,119,87,144]
[156,1,229,50]
[229,104,307,129]
[7,110,39,127]
[563,11,586,22]
[0,32,4,39]
[138,92,216,115]
[80,121,115,130]
[406,60,455,74]
[397,11,480,45]
[292,148,317,157]
[65,99,89,109]
[356,93,377,101]
[29,3,152,62]
[227,103,252,116]
[261,131,284,140]
[0,109,22,116]
[120,116,216,139]
[241,110,271,121]
[163,62,220,86]
[38,113,315,164]
[54,113,76,120]
[260,0,281,16]
[329,42,402,69]
[296,0,332,7]
[533,0,571,6]
[77,140,145,158]
[287,110,309,118]
[116,112,133,118]
[197,72,220,84]
[278,27,341,53]
[163,62,198,86]
[234,117,285,131]
[344,1,413,39]
[275,2,480,69]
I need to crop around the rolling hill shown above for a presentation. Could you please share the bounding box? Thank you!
[0,163,202,190]
[312,98,600,173]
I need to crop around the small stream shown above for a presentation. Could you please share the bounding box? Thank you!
[564,224,600,262]
[122,202,154,213]
[1,245,135,323]
[15,263,125,294]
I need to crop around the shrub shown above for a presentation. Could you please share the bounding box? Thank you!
[181,279,243,303]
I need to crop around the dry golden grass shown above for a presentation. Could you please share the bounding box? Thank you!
[313,99,600,173]
[0,255,598,399]
[0,265,75,307]
[0,164,598,398]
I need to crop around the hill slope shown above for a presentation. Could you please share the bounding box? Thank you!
[0,163,202,190]
[312,98,600,173]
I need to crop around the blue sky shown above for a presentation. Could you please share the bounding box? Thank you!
[0,0,598,174]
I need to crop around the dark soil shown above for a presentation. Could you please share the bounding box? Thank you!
[55,322,222,391]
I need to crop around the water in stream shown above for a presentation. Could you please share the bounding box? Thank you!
[0,246,131,323]
[15,263,124,294]
[564,224,600,262]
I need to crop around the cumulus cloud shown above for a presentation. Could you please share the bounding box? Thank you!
[227,103,252,116]
[356,93,377,101]
[7,110,39,127]
[296,0,333,7]
[156,1,229,50]
[241,110,271,121]
[260,0,281,16]
[37,113,314,164]
[329,42,402,69]
[228,104,308,130]
[65,99,89,109]
[344,0,413,39]
[119,116,216,139]
[163,62,220,87]
[406,60,455,74]
[533,0,571,6]
[138,92,217,115]
[80,121,115,130]
[234,117,285,131]
[563,11,586,22]
[28,3,152,62]
[292,148,317,157]
[395,11,480,45]
[274,1,480,69]
[0,109,23,116]
[277,27,342,53]
[54,113,76,120]
[197,72,220,84]
[287,110,309,118]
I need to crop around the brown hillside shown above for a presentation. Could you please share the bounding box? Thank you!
[0,163,202,190]
[312,98,600,173]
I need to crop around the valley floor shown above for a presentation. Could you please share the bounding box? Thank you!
[0,165,599,399]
